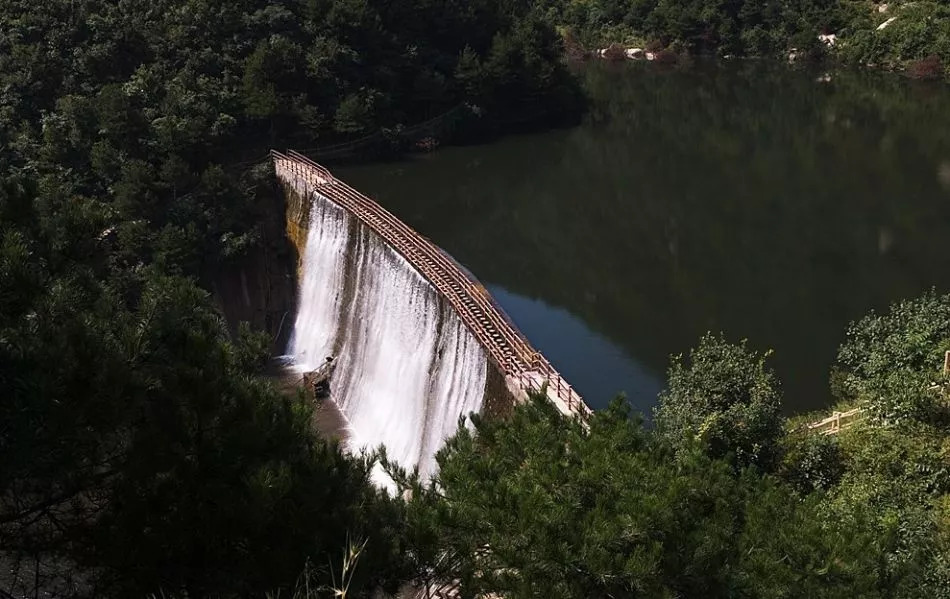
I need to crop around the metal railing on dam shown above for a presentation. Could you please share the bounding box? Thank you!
[272,149,591,418]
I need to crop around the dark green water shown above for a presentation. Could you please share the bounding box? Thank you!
[338,61,950,415]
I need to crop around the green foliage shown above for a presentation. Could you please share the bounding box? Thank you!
[481,11,585,117]
[556,0,950,77]
[654,333,784,470]
[401,396,880,598]
[334,90,382,135]
[0,174,409,596]
[836,291,950,424]
[824,422,950,598]
[82,276,402,597]
[243,36,306,120]
[558,0,856,56]
[838,2,950,73]
[0,0,581,281]
[6,0,950,596]
[780,432,846,495]
[235,320,273,373]
[818,290,950,596]
[0,0,582,593]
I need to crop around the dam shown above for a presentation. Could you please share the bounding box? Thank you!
[273,150,589,479]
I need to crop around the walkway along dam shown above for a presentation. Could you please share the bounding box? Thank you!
[272,150,590,478]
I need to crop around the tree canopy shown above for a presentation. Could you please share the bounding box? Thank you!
[399,397,879,598]
[836,290,950,425]
[393,296,950,599]
[3,0,950,596]
[654,333,784,471]
[554,0,950,79]
[0,0,580,595]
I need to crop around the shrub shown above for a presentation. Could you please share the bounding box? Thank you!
[836,291,950,426]
[781,432,846,494]
[654,333,784,471]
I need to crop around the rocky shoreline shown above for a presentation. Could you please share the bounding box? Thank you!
[575,1,946,81]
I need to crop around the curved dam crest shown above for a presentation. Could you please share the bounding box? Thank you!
[274,150,588,479]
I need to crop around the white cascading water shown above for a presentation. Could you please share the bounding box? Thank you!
[289,191,487,482]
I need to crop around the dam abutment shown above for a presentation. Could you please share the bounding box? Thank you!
[214,176,298,353]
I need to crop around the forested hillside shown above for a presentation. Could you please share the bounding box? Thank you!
[555,0,950,78]
[0,0,578,596]
[3,0,950,597]
[0,0,581,275]
[401,300,950,598]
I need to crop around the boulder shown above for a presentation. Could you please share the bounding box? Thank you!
[818,33,837,47]
[602,43,626,61]
[625,48,645,60]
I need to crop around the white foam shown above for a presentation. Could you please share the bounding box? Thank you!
[289,190,487,484]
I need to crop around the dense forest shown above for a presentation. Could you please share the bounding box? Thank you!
[0,0,578,596]
[390,292,950,598]
[556,0,950,79]
[3,0,950,597]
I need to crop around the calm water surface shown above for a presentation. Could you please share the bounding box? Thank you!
[339,61,950,414]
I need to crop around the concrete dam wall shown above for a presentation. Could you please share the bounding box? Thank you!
[274,150,588,479]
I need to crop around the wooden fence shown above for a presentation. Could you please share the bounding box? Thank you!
[806,408,864,435]
[804,351,950,435]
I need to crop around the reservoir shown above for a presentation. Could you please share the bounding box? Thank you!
[339,61,950,415]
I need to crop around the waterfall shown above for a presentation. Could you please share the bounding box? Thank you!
[289,191,488,482]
